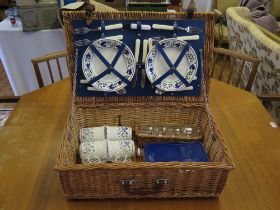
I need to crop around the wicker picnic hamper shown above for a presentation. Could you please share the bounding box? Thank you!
[55,9,235,199]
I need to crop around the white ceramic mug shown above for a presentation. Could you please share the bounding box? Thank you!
[80,126,132,142]
[80,140,135,163]
[80,126,134,163]
[106,126,132,141]
[79,141,108,163]
[108,140,135,162]
[79,126,105,142]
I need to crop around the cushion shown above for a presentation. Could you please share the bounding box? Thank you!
[254,14,280,35]
[257,25,280,44]
[258,0,272,12]
[240,0,280,35]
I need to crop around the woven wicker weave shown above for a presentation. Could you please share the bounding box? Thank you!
[55,10,234,199]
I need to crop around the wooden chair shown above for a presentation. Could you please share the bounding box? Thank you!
[257,94,280,124]
[211,48,261,91]
[0,96,20,103]
[258,94,280,108]
[213,0,240,46]
[31,51,69,88]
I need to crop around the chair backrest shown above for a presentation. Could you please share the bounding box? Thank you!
[0,96,20,103]
[211,48,260,91]
[226,7,280,123]
[31,51,69,88]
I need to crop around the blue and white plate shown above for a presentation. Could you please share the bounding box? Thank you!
[82,39,136,92]
[145,38,198,91]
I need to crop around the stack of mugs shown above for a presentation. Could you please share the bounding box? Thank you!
[79,126,135,163]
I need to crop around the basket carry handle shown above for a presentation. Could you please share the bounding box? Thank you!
[119,179,168,196]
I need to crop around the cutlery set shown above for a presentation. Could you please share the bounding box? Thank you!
[152,24,202,33]
[73,23,201,35]
[74,35,123,47]
[73,21,203,95]
[73,23,123,34]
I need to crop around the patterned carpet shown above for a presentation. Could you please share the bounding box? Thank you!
[0,60,16,128]
[0,60,14,96]
[0,110,13,127]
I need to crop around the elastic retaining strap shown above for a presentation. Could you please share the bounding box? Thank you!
[153,42,190,86]
[101,21,105,38]
[89,44,130,85]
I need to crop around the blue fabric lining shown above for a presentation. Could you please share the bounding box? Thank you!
[72,19,205,97]
[173,21,178,38]
[137,21,141,35]
[100,21,105,38]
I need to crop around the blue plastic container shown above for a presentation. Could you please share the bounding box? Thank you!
[144,141,209,162]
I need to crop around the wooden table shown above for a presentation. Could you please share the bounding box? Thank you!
[1,79,280,210]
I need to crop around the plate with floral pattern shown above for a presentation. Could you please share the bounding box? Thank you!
[145,38,198,91]
[82,39,136,92]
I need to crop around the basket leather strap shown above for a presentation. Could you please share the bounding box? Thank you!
[137,21,141,35]
[173,21,178,38]
[100,21,106,38]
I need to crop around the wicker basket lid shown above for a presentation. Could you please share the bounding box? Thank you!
[62,10,214,105]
